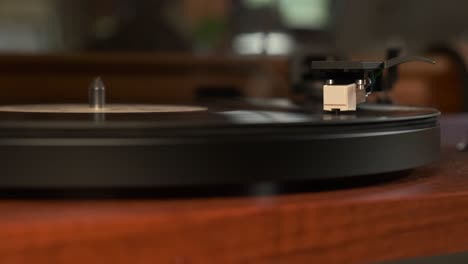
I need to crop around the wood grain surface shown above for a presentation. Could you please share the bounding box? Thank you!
[0,115,467,264]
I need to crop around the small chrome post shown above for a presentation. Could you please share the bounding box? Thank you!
[89,77,106,109]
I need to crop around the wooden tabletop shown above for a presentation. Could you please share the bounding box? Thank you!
[1,115,467,264]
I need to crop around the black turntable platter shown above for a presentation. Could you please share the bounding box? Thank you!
[0,102,439,189]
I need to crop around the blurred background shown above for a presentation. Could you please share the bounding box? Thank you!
[0,0,467,112]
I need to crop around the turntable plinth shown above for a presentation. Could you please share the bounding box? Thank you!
[0,115,467,264]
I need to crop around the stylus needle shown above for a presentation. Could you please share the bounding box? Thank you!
[89,76,106,109]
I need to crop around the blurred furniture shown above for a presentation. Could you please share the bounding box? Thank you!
[0,53,289,104]
[0,114,468,264]
[0,52,465,112]
[391,54,466,112]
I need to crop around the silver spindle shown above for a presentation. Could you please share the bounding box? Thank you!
[89,76,106,109]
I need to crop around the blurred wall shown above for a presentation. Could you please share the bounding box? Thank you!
[335,0,468,54]
[0,0,61,51]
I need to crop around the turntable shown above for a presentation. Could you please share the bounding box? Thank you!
[0,57,440,190]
